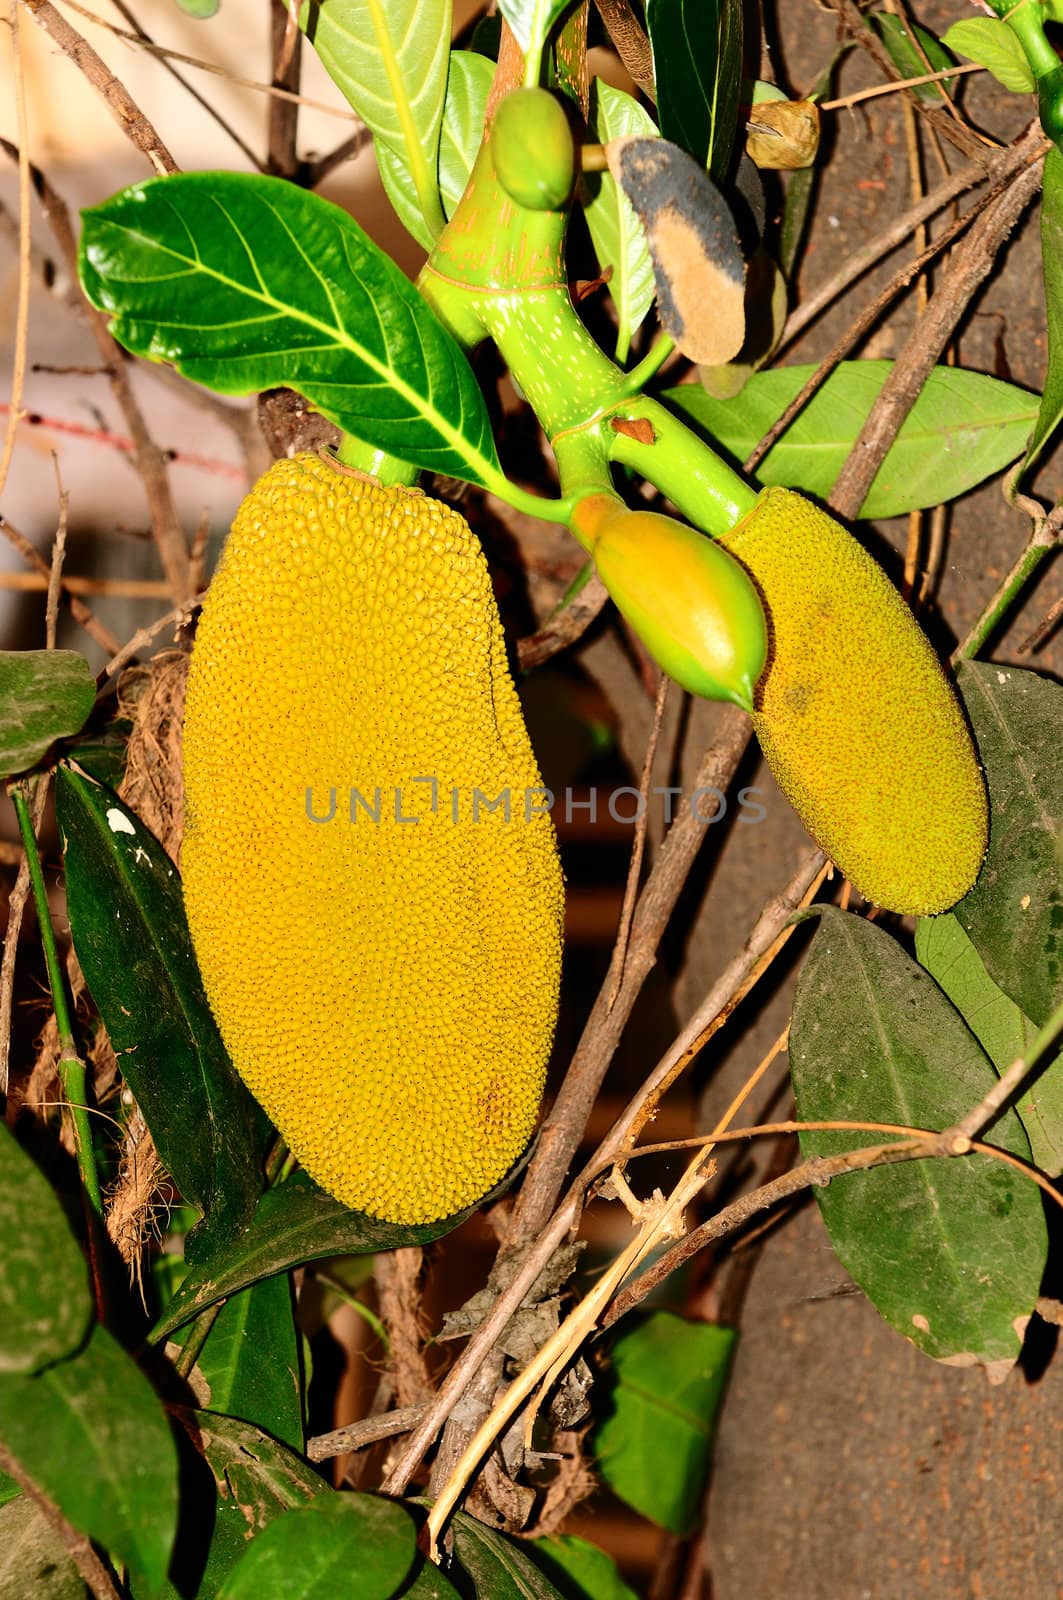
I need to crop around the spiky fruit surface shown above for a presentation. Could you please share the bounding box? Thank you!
[182,454,564,1223]
[719,486,988,916]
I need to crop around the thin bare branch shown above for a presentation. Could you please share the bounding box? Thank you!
[2,142,194,603]
[20,0,178,173]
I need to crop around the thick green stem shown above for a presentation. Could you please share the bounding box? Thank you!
[11,782,102,1217]
[335,433,420,488]
[983,0,1063,145]
[420,142,758,536]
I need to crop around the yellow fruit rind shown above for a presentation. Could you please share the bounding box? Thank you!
[182,454,564,1223]
[719,487,988,916]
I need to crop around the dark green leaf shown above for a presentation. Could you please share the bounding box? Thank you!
[594,1311,734,1534]
[954,662,1063,1029]
[0,1325,178,1595]
[0,1123,92,1375]
[791,907,1047,1378]
[873,13,956,101]
[585,82,657,359]
[916,913,1063,1176]
[56,768,264,1255]
[79,173,501,486]
[0,1496,90,1599]
[176,1276,303,1451]
[0,650,95,778]
[216,1493,416,1600]
[450,1511,567,1600]
[666,362,1039,517]
[647,0,743,181]
[300,0,450,239]
[529,1536,640,1600]
[1022,146,1063,475]
[152,1170,477,1340]
[377,51,493,251]
[941,17,1035,92]
[496,0,569,57]
[158,1412,326,1600]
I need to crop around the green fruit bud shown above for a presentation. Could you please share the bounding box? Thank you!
[580,501,768,709]
[491,88,576,212]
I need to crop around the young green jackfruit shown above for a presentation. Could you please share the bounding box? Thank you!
[719,486,988,916]
[181,454,564,1224]
[574,497,768,710]
[491,88,576,212]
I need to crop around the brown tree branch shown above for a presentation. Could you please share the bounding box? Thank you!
[268,0,303,179]
[20,0,178,174]
[778,124,1046,353]
[506,704,754,1242]
[381,846,827,1495]
[307,1402,428,1464]
[2,143,194,604]
[829,131,1046,522]
[0,1440,122,1600]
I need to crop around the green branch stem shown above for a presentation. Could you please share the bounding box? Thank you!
[954,505,1062,660]
[419,141,757,538]
[10,780,101,1216]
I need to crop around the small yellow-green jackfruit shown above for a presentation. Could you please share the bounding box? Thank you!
[182,454,564,1223]
[576,499,768,711]
[719,487,988,916]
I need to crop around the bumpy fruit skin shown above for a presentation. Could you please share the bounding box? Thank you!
[491,88,576,212]
[181,454,564,1223]
[719,486,988,916]
[587,505,767,710]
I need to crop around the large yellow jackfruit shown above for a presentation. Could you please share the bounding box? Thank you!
[719,487,988,916]
[181,453,564,1223]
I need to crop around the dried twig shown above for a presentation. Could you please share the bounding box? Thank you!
[778,125,1046,353]
[20,0,178,174]
[507,704,753,1242]
[0,0,31,507]
[1,143,194,603]
[0,514,120,655]
[104,0,264,170]
[829,135,1046,522]
[516,570,609,671]
[308,1403,428,1464]
[269,0,303,178]
[0,1441,123,1600]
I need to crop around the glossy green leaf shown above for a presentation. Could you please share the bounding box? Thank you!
[594,1311,735,1534]
[450,1512,567,1600]
[0,1123,92,1375]
[377,51,492,251]
[300,0,450,239]
[217,1493,416,1600]
[941,17,1035,92]
[160,1413,326,1600]
[666,361,1039,517]
[791,907,1047,1378]
[0,650,95,778]
[56,768,264,1256]
[79,173,501,486]
[0,1325,178,1595]
[176,1276,303,1451]
[497,0,569,58]
[916,913,1063,1176]
[954,662,1063,1030]
[0,1496,90,1599]
[1022,146,1063,475]
[873,12,956,101]
[647,0,743,182]
[584,81,657,361]
[152,1171,478,1340]
[529,1537,640,1600]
